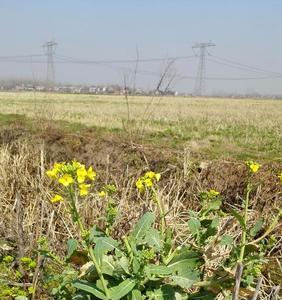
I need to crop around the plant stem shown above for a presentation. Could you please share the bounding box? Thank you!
[239,183,251,263]
[123,235,134,262]
[87,246,110,299]
[164,246,180,265]
[153,188,165,239]
[68,186,110,299]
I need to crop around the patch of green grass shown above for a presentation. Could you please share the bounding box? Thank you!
[0,113,27,125]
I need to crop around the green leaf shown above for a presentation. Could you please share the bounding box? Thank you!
[146,285,181,300]
[129,289,142,300]
[170,268,199,289]
[210,218,220,228]
[220,234,233,246]
[132,257,140,274]
[230,208,246,231]
[145,228,163,251]
[109,278,136,300]
[206,199,222,211]
[93,237,119,266]
[244,244,259,256]
[250,217,264,237]
[168,248,201,289]
[131,212,155,243]
[168,248,201,268]
[72,294,92,300]
[164,227,173,255]
[199,219,219,244]
[101,255,115,276]
[117,255,130,274]
[188,218,201,235]
[89,225,106,243]
[73,280,106,299]
[66,239,78,259]
[144,264,172,277]
[189,290,216,299]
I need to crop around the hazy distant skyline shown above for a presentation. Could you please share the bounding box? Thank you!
[1,0,282,95]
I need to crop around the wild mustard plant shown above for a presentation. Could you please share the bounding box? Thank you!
[42,161,281,299]
[47,161,111,299]
[45,165,206,299]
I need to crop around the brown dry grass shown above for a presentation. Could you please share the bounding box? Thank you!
[0,134,281,299]
[0,128,280,254]
[0,93,281,297]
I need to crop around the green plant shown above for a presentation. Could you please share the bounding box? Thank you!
[0,254,37,299]
[42,160,281,299]
[44,163,204,299]
[183,162,282,297]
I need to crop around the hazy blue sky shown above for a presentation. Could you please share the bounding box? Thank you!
[0,0,282,94]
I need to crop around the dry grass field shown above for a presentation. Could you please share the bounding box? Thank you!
[0,91,281,161]
[0,91,281,299]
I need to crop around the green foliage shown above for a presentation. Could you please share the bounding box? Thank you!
[23,162,280,299]
[0,254,38,299]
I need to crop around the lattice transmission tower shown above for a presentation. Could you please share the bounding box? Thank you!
[193,42,215,96]
[42,40,57,89]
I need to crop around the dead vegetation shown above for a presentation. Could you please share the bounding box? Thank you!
[0,115,281,299]
[0,122,281,248]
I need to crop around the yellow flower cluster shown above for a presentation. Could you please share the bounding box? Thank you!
[47,161,96,202]
[278,173,282,182]
[245,161,261,173]
[136,171,161,192]
[98,190,106,197]
[208,189,220,197]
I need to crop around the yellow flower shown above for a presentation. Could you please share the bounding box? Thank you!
[46,162,64,179]
[209,189,220,196]
[54,162,63,170]
[59,174,74,187]
[246,161,261,173]
[46,169,58,179]
[278,173,282,181]
[51,194,63,203]
[72,160,82,169]
[145,171,161,182]
[79,183,91,196]
[144,178,153,187]
[98,191,106,197]
[249,162,260,173]
[136,178,144,191]
[155,173,161,181]
[77,167,87,183]
[87,166,96,181]
[145,171,156,179]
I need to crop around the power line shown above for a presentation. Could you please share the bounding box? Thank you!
[207,56,282,77]
[55,54,195,64]
[0,54,44,60]
[209,54,282,76]
[178,74,282,81]
[1,50,282,83]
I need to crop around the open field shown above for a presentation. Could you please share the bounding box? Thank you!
[0,92,281,299]
[0,91,281,161]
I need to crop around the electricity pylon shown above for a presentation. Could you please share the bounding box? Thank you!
[193,42,215,96]
[42,40,57,89]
